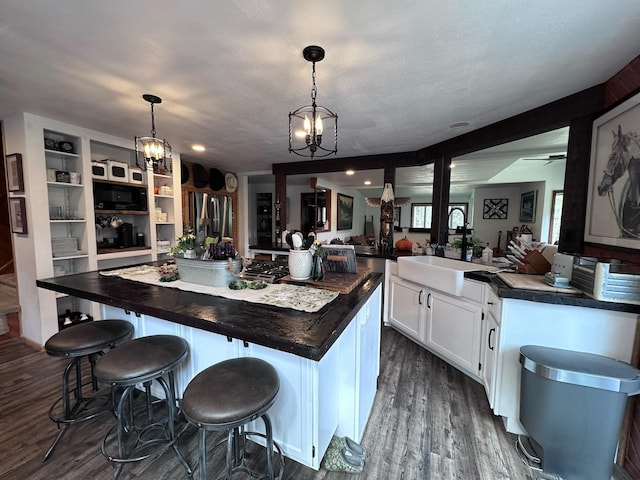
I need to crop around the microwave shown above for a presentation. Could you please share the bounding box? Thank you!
[107,160,129,182]
[91,161,108,179]
[93,182,148,212]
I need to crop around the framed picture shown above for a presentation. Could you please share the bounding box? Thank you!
[585,90,640,249]
[393,207,402,231]
[9,197,28,234]
[6,153,24,192]
[337,193,354,230]
[483,198,508,219]
[519,191,537,223]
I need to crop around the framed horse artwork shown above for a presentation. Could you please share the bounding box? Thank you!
[585,90,640,250]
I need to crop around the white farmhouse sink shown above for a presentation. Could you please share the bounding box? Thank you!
[396,256,490,296]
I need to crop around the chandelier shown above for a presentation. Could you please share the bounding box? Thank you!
[289,45,338,159]
[135,94,171,172]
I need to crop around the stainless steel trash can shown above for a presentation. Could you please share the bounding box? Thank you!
[518,345,640,480]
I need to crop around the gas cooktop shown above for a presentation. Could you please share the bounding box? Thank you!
[240,261,289,283]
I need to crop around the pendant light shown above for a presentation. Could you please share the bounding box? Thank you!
[289,46,338,159]
[135,94,172,172]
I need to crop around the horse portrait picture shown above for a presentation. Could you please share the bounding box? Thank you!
[586,91,640,249]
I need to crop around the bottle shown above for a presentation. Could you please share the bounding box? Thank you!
[482,243,493,265]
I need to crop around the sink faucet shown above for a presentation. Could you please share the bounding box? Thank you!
[448,207,468,261]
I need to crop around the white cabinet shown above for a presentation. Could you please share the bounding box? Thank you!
[492,298,638,434]
[99,283,383,471]
[387,272,484,379]
[426,289,483,377]
[480,288,500,409]
[388,275,425,340]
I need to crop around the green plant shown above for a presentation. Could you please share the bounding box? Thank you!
[170,233,196,254]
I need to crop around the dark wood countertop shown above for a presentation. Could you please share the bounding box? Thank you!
[37,268,383,361]
[465,270,640,314]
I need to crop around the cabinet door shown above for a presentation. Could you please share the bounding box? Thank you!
[425,290,482,376]
[388,275,425,341]
[481,312,499,408]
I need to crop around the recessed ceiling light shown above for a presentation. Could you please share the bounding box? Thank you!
[192,144,205,152]
[346,170,355,175]
[364,180,371,185]
[450,163,456,169]
[450,122,470,129]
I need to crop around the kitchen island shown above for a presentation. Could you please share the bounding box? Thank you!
[37,268,383,470]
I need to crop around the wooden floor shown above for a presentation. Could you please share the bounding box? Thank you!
[0,326,624,479]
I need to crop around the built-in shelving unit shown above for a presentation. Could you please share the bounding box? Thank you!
[3,113,183,342]
[44,129,92,327]
[152,171,176,258]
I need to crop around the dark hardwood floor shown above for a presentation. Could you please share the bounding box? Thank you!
[0,326,620,479]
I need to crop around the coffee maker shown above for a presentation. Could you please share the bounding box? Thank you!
[116,223,134,248]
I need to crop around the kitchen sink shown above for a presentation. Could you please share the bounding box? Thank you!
[396,256,490,296]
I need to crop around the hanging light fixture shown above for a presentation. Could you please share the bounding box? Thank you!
[135,94,172,172]
[289,45,338,159]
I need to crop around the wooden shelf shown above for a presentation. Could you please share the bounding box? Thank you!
[95,209,148,215]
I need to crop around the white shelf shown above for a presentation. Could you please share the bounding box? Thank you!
[52,253,88,260]
[96,249,153,260]
[47,181,84,188]
[44,148,79,158]
[154,194,173,199]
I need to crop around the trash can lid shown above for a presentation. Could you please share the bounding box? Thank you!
[520,345,640,394]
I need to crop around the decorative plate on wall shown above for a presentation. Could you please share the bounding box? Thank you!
[483,198,508,219]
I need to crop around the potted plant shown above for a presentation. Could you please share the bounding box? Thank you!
[170,233,197,258]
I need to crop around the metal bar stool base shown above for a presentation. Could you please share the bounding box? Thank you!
[203,425,284,480]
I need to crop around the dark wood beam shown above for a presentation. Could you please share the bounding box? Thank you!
[273,85,606,177]
[272,152,419,176]
[431,156,451,245]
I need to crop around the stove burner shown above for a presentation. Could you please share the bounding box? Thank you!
[241,261,289,283]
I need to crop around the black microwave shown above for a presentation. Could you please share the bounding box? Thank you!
[93,182,148,211]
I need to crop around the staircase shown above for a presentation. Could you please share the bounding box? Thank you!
[0,273,19,336]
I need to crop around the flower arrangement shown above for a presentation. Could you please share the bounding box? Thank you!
[309,240,322,257]
[170,233,196,255]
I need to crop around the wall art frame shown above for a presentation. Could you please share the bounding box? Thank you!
[519,191,537,223]
[483,198,508,219]
[337,193,354,230]
[584,90,640,249]
[6,153,24,192]
[9,197,28,234]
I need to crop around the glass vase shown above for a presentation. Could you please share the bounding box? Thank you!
[312,255,324,281]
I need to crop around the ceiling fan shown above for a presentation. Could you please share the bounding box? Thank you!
[518,153,567,165]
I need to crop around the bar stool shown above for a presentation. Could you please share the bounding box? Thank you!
[43,319,134,461]
[94,334,192,479]
[182,357,284,480]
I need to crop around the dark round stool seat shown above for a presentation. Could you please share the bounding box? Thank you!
[182,357,283,480]
[43,320,134,462]
[95,335,188,386]
[45,320,134,358]
[182,357,279,427]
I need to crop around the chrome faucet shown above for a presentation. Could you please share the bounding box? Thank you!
[448,207,468,261]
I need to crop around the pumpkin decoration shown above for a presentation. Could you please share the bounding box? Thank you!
[395,236,413,251]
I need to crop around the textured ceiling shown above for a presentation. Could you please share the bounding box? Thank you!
[1,1,639,182]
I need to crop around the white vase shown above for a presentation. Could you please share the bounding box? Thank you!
[183,249,197,259]
[288,249,313,280]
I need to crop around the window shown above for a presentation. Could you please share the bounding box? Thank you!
[549,190,563,244]
[410,203,468,231]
